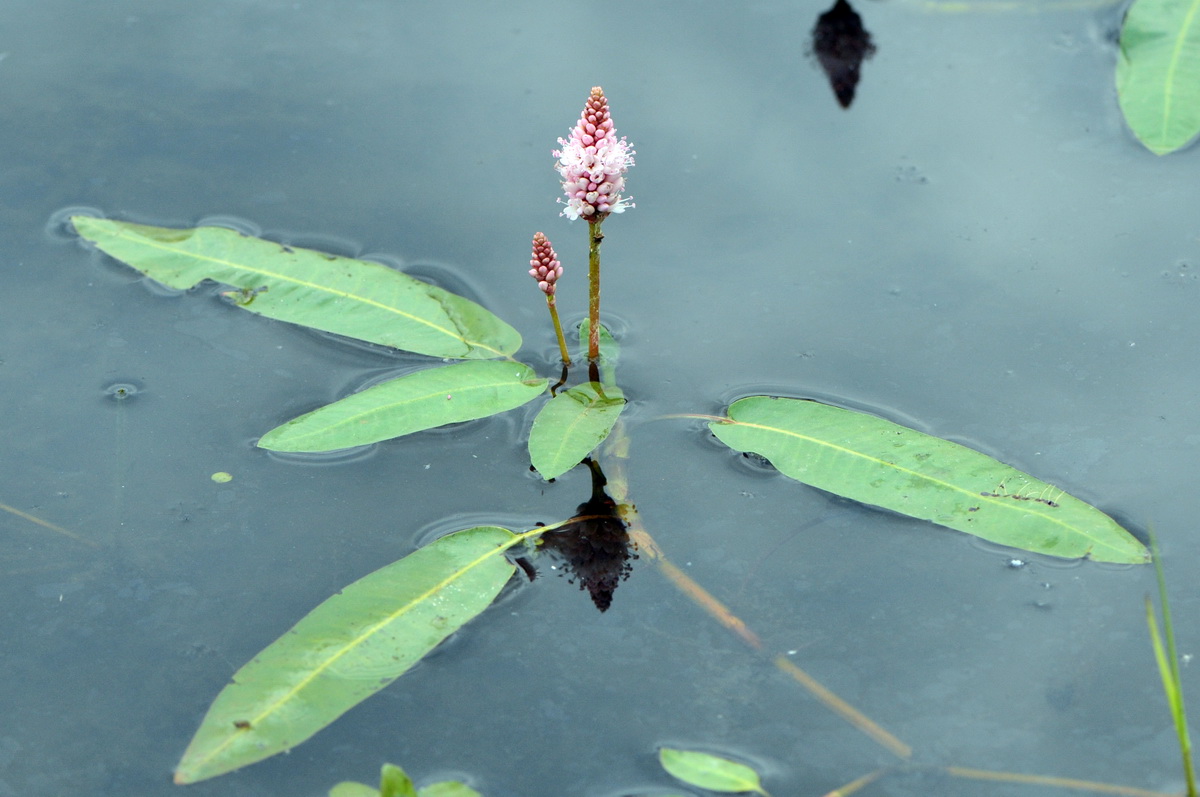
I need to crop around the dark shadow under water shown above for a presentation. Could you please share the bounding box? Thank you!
[536,458,635,612]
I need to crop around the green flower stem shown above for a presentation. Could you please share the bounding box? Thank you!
[546,296,572,366]
[587,219,604,362]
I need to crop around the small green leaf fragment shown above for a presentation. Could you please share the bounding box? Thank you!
[418,782,483,797]
[258,361,548,452]
[210,471,233,483]
[381,763,419,797]
[658,748,767,794]
[528,382,625,479]
[330,782,381,797]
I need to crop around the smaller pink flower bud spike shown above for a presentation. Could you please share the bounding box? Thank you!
[552,86,635,222]
[529,232,563,296]
[529,232,571,366]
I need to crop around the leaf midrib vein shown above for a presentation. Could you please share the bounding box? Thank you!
[1158,0,1200,139]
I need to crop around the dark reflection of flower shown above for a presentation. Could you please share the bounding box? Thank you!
[811,0,876,108]
[538,457,635,612]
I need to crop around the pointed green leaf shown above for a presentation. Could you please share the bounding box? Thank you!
[658,748,767,794]
[381,763,419,797]
[330,783,381,797]
[174,527,519,784]
[578,319,620,385]
[528,382,626,479]
[71,216,520,358]
[709,397,1148,564]
[1116,0,1200,154]
[330,773,482,797]
[259,361,548,452]
[419,782,483,797]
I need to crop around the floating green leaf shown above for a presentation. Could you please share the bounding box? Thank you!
[259,361,548,452]
[329,768,482,797]
[1116,0,1200,155]
[381,764,419,797]
[72,216,521,359]
[528,383,626,479]
[174,527,520,784]
[578,319,620,386]
[709,397,1148,564]
[658,748,768,795]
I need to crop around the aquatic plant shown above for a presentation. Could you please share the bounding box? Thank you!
[67,86,1172,794]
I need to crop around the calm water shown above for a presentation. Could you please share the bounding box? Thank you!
[4,1,1199,795]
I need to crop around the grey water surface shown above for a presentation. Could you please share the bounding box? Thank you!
[3,1,1199,795]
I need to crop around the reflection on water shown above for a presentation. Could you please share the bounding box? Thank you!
[811,0,876,108]
[537,458,636,612]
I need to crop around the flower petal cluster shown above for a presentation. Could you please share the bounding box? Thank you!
[553,86,635,221]
[529,232,563,295]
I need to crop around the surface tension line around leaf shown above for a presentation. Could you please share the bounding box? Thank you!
[174,526,543,784]
[709,397,1148,564]
[414,783,482,797]
[329,782,382,797]
[71,216,521,359]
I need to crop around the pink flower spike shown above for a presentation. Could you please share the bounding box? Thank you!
[552,86,635,222]
[529,232,563,295]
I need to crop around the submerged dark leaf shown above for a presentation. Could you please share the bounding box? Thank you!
[812,0,876,108]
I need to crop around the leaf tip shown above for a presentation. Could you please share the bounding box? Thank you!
[67,214,96,238]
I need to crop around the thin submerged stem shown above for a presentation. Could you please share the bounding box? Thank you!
[587,219,603,361]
